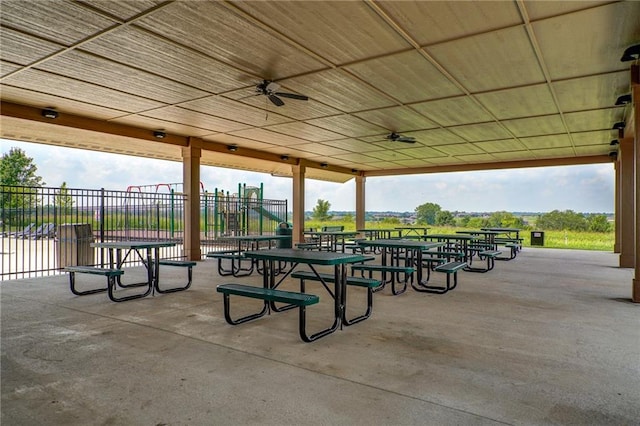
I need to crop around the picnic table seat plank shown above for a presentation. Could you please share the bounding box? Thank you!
[216,283,323,342]
[464,250,501,272]
[157,259,196,293]
[351,264,414,295]
[206,251,253,277]
[416,261,468,294]
[65,266,123,296]
[291,270,381,325]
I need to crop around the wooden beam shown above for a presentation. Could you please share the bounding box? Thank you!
[0,101,188,146]
[363,155,612,177]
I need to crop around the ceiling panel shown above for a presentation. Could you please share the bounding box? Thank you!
[377,1,522,46]
[228,128,308,147]
[354,106,438,132]
[232,1,410,65]
[532,1,640,80]
[571,130,611,147]
[411,96,494,126]
[502,115,567,138]
[427,26,545,92]
[448,122,513,142]
[305,115,387,138]
[0,0,117,45]
[322,138,380,153]
[264,121,344,142]
[475,84,559,120]
[135,1,326,79]
[564,109,623,132]
[37,50,209,104]
[3,69,165,112]
[436,143,487,156]
[281,69,397,113]
[82,26,254,94]
[0,0,629,180]
[83,0,166,20]
[520,134,573,150]
[524,1,612,21]
[142,106,251,133]
[553,71,630,112]
[0,28,63,67]
[473,139,527,154]
[180,96,292,127]
[345,50,463,103]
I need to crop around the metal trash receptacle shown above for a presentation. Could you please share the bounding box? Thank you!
[276,222,292,248]
[530,231,544,246]
[56,223,95,268]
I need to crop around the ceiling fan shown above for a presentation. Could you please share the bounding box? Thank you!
[256,80,308,107]
[385,132,416,144]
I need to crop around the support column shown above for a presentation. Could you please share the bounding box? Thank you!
[619,137,634,268]
[355,175,366,232]
[182,138,202,261]
[292,163,306,245]
[614,161,621,253]
[632,74,640,302]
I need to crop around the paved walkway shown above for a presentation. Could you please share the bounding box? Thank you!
[1,248,638,425]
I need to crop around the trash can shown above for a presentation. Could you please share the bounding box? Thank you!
[530,231,545,246]
[276,222,292,248]
[56,223,95,268]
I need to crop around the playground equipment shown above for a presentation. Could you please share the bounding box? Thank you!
[120,182,287,240]
[208,183,287,238]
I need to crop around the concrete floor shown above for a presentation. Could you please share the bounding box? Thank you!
[1,248,638,426]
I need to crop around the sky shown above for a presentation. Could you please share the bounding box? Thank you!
[1,139,614,213]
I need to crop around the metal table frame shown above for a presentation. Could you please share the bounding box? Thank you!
[243,249,372,342]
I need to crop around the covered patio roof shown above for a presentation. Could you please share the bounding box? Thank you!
[1,1,637,181]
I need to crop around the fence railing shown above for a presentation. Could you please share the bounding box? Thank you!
[1,185,288,280]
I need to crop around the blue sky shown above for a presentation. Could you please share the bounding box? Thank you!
[2,139,614,213]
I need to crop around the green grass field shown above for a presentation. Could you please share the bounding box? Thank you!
[303,220,615,251]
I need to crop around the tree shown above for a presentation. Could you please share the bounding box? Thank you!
[1,148,45,217]
[56,181,74,211]
[312,199,332,221]
[587,214,612,232]
[536,210,587,231]
[415,202,441,225]
[1,147,45,187]
[435,210,455,226]
[486,211,525,228]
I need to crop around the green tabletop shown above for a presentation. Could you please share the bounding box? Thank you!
[426,234,475,240]
[243,248,371,265]
[221,235,291,242]
[358,239,444,249]
[92,241,176,249]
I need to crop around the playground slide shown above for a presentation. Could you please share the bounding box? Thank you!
[251,206,285,223]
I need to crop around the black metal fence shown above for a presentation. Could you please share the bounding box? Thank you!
[1,185,288,280]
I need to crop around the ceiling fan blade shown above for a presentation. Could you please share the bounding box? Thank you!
[275,92,308,101]
[396,137,416,144]
[268,94,284,107]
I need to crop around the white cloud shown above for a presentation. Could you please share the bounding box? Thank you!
[1,139,614,213]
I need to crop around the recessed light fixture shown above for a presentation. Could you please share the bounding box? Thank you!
[615,94,632,105]
[228,145,238,152]
[280,155,289,161]
[320,162,328,168]
[153,130,166,139]
[41,108,58,119]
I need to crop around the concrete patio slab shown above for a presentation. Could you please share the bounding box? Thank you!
[1,248,638,425]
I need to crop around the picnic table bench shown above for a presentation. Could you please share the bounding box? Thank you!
[291,270,380,325]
